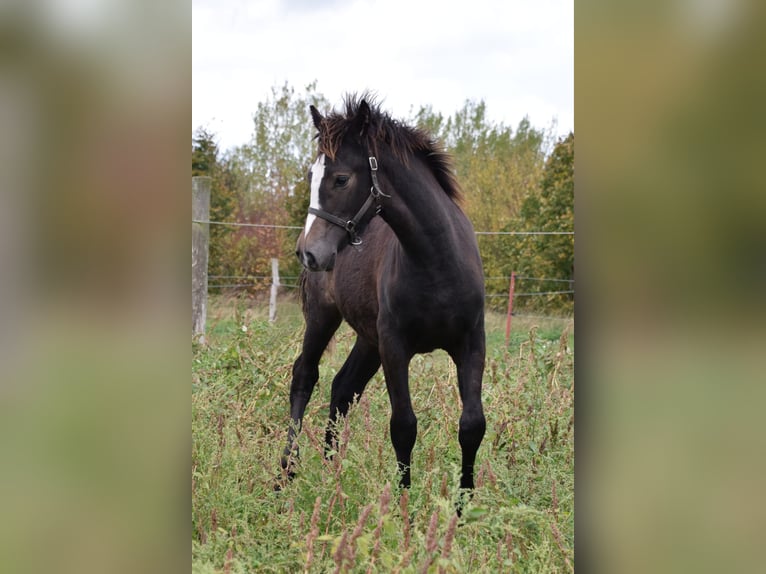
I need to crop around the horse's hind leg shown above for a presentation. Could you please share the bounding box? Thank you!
[451,327,487,492]
[324,338,381,453]
[280,303,341,482]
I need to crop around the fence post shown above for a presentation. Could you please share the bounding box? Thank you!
[192,177,211,343]
[505,272,516,348]
[269,258,280,323]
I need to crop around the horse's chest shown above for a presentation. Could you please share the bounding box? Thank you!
[383,282,480,340]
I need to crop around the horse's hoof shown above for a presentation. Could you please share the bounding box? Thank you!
[455,488,474,518]
[273,468,296,492]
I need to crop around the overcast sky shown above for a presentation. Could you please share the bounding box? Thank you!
[193,0,573,152]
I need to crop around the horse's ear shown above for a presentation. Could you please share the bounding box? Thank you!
[354,99,371,137]
[310,105,323,130]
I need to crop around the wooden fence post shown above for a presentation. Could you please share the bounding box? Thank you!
[269,258,280,323]
[192,176,211,343]
[505,272,516,348]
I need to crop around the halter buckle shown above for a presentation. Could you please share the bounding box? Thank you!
[346,220,363,245]
[368,156,378,171]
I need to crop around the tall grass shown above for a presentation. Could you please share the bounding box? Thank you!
[192,294,573,573]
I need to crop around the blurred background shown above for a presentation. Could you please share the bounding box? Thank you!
[0,0,188,572]
[577,0,766,572]
[1,0,765,572]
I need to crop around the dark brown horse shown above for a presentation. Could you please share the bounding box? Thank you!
[281,95,486,497]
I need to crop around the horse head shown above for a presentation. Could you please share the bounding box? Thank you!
[296,100,385,271]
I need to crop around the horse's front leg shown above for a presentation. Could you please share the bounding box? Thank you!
[324,337,380,456]
[279,310,341,485]
[379,342,417,489]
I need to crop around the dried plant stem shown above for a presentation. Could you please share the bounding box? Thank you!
[304,496,322,573]
[400,489,411,551]
[440,514,458,560]
[365,484,392,574]
[332,530,348,574]
[417,510,440,574]
[550,520,574,574]
[345,503,373,568]
[394,545,416,573]
[325,481,344,535]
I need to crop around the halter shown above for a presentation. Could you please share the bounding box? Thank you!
[308,155,390,245]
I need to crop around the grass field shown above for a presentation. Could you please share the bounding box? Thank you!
[192,294,574,573]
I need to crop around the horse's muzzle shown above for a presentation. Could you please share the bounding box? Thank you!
[296,229,339,271]
[299,250,336,271]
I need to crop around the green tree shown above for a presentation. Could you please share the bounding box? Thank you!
[192,127,238,285]
[196,84,571,314]
[413,102,551,309]
[219,82,331,291]
[192,127,218,175]
[512,132,574,313]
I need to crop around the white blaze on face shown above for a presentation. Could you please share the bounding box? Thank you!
[304,154,326,236]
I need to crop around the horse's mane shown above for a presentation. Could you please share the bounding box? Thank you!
[316,93,463,204]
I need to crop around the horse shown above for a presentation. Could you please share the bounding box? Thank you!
[281,95,486,499]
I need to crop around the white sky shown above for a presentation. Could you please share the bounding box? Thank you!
[193,0,573,152]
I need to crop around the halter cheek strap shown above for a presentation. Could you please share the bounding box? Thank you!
[368,156,388,200]
[308,155,390,246]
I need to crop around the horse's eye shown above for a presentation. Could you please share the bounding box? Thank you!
[335,175,350,187]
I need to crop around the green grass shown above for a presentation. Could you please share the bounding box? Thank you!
[193,294,574,573]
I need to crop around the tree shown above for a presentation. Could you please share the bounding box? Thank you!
[192,127,239,284]
[413,102,551,308]
[194,84,571,314]
[192,127,218,176]
[512,132,574,313]
[217,82,331,290]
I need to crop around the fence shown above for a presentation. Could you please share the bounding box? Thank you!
[191,177,573,342]
[202,267,572,348]
[192,177,211,343]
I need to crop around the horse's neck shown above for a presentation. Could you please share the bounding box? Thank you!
[381,160,470,268]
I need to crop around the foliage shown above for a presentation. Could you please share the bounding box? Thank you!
[192,127,238,282]
[415,101,549,234]
[412,101,571,314]
[194,83,573,316]
[192,296,574,573]
[226,82,331,285]
[510,133,574,313]
[193,83,330,293]
[192,127,220,176]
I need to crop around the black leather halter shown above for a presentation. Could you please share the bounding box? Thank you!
[308,156,390,245]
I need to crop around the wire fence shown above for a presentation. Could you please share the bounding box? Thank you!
[192,220,304,230]
[193,219,574,236]
[209,275,301,281]
[195,219,574,309]
[193,176,572,340]
[209,281,574,297]
[206,270,574,300]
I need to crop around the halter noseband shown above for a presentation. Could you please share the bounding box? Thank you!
[308,155,390,246]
